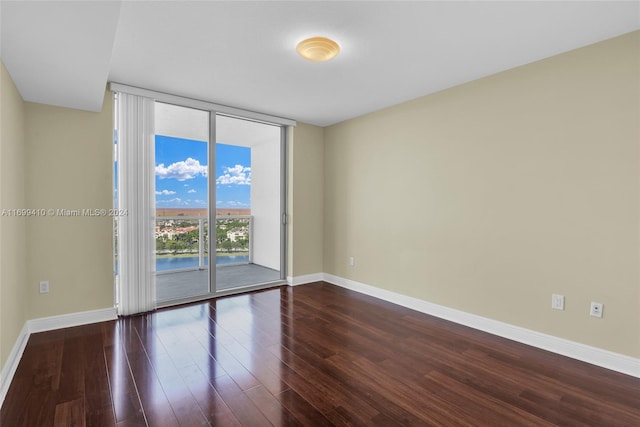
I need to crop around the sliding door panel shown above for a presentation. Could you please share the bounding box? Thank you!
[154,102,210,302]
[214,115,283,291]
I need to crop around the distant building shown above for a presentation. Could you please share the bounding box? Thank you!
[226,227,248,242]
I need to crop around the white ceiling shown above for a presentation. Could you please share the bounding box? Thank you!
[2,1,639,127]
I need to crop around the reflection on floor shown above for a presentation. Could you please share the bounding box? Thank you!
[156,264,281,301]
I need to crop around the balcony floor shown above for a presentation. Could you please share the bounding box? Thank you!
[156,263,281,301]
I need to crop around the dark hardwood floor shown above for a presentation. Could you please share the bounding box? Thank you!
[2,282,639,426]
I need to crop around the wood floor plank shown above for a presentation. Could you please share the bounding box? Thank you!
[245,385,303,426]
[118,321,180,427]
[53,398,85,427]
[265,342,381,424]
[104,343,146,425]
[56,334,85,406]
[276,388,334,426]
[325,351,467,426]
[145,352,209,426]
[203,369,282,427]
[3,283,639,426]
[263,346,338,415]
[180,368,241,426]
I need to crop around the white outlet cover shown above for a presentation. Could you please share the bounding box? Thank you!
[39,281,49,293]
[551,294,564,310]
[590,302,603,318]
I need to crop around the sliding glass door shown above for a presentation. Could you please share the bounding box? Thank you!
[214,115,283,292]
[154,102,211,302]
[113,85,292,314]
[151,104,285,304]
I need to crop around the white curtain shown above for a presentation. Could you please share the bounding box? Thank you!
[115,92,156,315]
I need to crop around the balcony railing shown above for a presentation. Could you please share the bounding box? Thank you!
[155,215,252,274]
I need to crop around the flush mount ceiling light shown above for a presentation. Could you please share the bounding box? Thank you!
[296,37,340,62]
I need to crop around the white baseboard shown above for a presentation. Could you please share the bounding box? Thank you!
[0,323,29,408]
[0,307,118,408]
[323,273,640,378]
[28,307,117,334]
[287,273,324,286]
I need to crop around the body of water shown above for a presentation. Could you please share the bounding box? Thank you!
[156,255,249,271]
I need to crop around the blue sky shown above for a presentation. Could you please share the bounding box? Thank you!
[155,135,251,209]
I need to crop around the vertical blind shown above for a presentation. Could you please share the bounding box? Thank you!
[115,92,156,315]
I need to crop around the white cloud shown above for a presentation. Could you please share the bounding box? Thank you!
[155,189,176,196]
[156,158,208,181]
[217,200,250,208]
[188,189,196,193]
[216,164,251,186]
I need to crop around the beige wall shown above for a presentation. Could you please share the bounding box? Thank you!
[24,93,114,318]
[288,123,324,278]
[0,62,27,367]
[324,32,640,357]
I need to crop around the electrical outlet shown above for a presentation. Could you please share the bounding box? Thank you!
[349,256,356,267]
[39,281,49,294]
[590,302,603,318]
[551,294,564,310]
